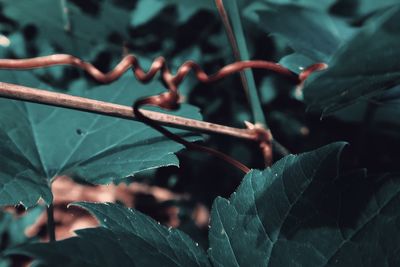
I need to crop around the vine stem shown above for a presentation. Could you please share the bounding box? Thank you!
[215,0,266,126]
[0,81,260,141]
[216,0,277,165]
[0,55,324,170]
[46,203,56,242]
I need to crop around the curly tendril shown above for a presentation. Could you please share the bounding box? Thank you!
[0,54,325,173]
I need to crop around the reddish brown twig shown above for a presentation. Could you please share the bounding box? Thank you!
[299,63,328,82]
[0,82,259,140]
[0,54,326,173]
[0,54,297,172]
[133,98,251,173]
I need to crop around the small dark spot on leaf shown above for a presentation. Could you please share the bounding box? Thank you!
[76,129,83,135]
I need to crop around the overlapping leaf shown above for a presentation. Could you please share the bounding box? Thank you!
[0,206,42,267]
[356,0,400,16]
[7,143,400,266]
[6,202,211,267]
[2,0,132,56]
[208,142,400,266]
[245,2,400,115]
[244,2,349,62]
[0,71,201,207]
[131,0,214,26]
[304,6,400,114]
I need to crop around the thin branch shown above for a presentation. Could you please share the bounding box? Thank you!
[133,98,251,173]
[0,54,325,169]
[215,0,251,98]
[0,81,260,141]
[216,0,273,165]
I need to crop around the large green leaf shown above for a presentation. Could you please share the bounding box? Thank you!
[304,6,400,114]
[244,3,347,62]
[208,142,400,266]
[6,143,400,266]
[0,71,201,207]
[2,0,131,56]
[208,143,346,266]
[6,202,211,267]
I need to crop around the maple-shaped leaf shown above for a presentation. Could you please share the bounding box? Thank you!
[304,5,400,114]
[0,70,201,207]
[6,202,212,267]
[209,142,400,266]
[9,143,400,266]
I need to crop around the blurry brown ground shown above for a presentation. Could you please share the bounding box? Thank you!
[13,176,209,241]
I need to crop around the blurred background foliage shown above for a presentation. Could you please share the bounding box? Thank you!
[0,0,400,261]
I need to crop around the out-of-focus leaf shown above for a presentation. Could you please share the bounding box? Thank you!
[259,77,277,104]
[6,202,211,267]
[261,0,336,11]
[332,85,400,138]
[2,0,132,56]
[356,0,399,16]
[370,100,400,137]
[131,0,214,26]
[130,0,166,26]
[372,86,400,136]
[0,206,42,267]
[1,206,43,246]
[244,3,348,62]
[0,71,201,207]
[304,6,400,114]
[279,53,315,74]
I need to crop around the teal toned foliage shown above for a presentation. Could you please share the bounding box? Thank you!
[1,0,400,266]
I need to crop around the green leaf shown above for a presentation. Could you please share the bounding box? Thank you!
[0,71,201,207]
[2,0,131,56]
[332,85,400,139]
[244,3,347,62]
[6,143,400,266]
[0,206,43,246]
[356,0,400,16]
[131,0,214,26]
[304,6,400,114]
[0,170,52,208]
[279,53,315,74]
[208,142,400,266]
[6,202,211,267]
[208,142,346,266]
[260,0,336,11]
[0,206,42,267]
